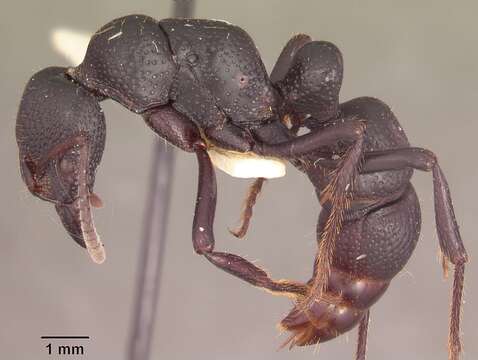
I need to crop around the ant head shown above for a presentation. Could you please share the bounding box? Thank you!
[278,41,343,124]
[17,67,106,261]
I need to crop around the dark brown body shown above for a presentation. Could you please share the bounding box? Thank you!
[16,15,466,359]
[281,97,422,344]
[235,35,466,360]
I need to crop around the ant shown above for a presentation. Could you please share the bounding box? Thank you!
[15,14,466,360]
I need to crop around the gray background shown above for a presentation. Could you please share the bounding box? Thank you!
[1,1,477,359]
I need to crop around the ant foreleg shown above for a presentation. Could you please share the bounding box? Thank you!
[143,106,215,253]
[143,106,203,153]
[194,118,367,298]
[193,146,308,297]
[192,147,217,253]
[145,107,306,296]
[145,107,307,297]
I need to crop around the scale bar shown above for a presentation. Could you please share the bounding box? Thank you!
[41,336,90,339]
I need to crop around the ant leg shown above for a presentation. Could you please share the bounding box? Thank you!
[255,120,366,306]
[263,41,346,305]
[253,119,364,159]
[270,34,312,83]
[228,121,298,239]
[204,252,308,297]
[146,104,255,154]
[145,111,308,297]
[143,106,203,153]
[359,147,467,264]
[192,147,216,253]
[143,106,215,252]
[229,120,310,240]
[193,146,308,297]
[354,147,467,360]
[356,310,370,360]
[229,177,266,239]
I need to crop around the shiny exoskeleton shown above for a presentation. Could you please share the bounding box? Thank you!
[16,15,466,360]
